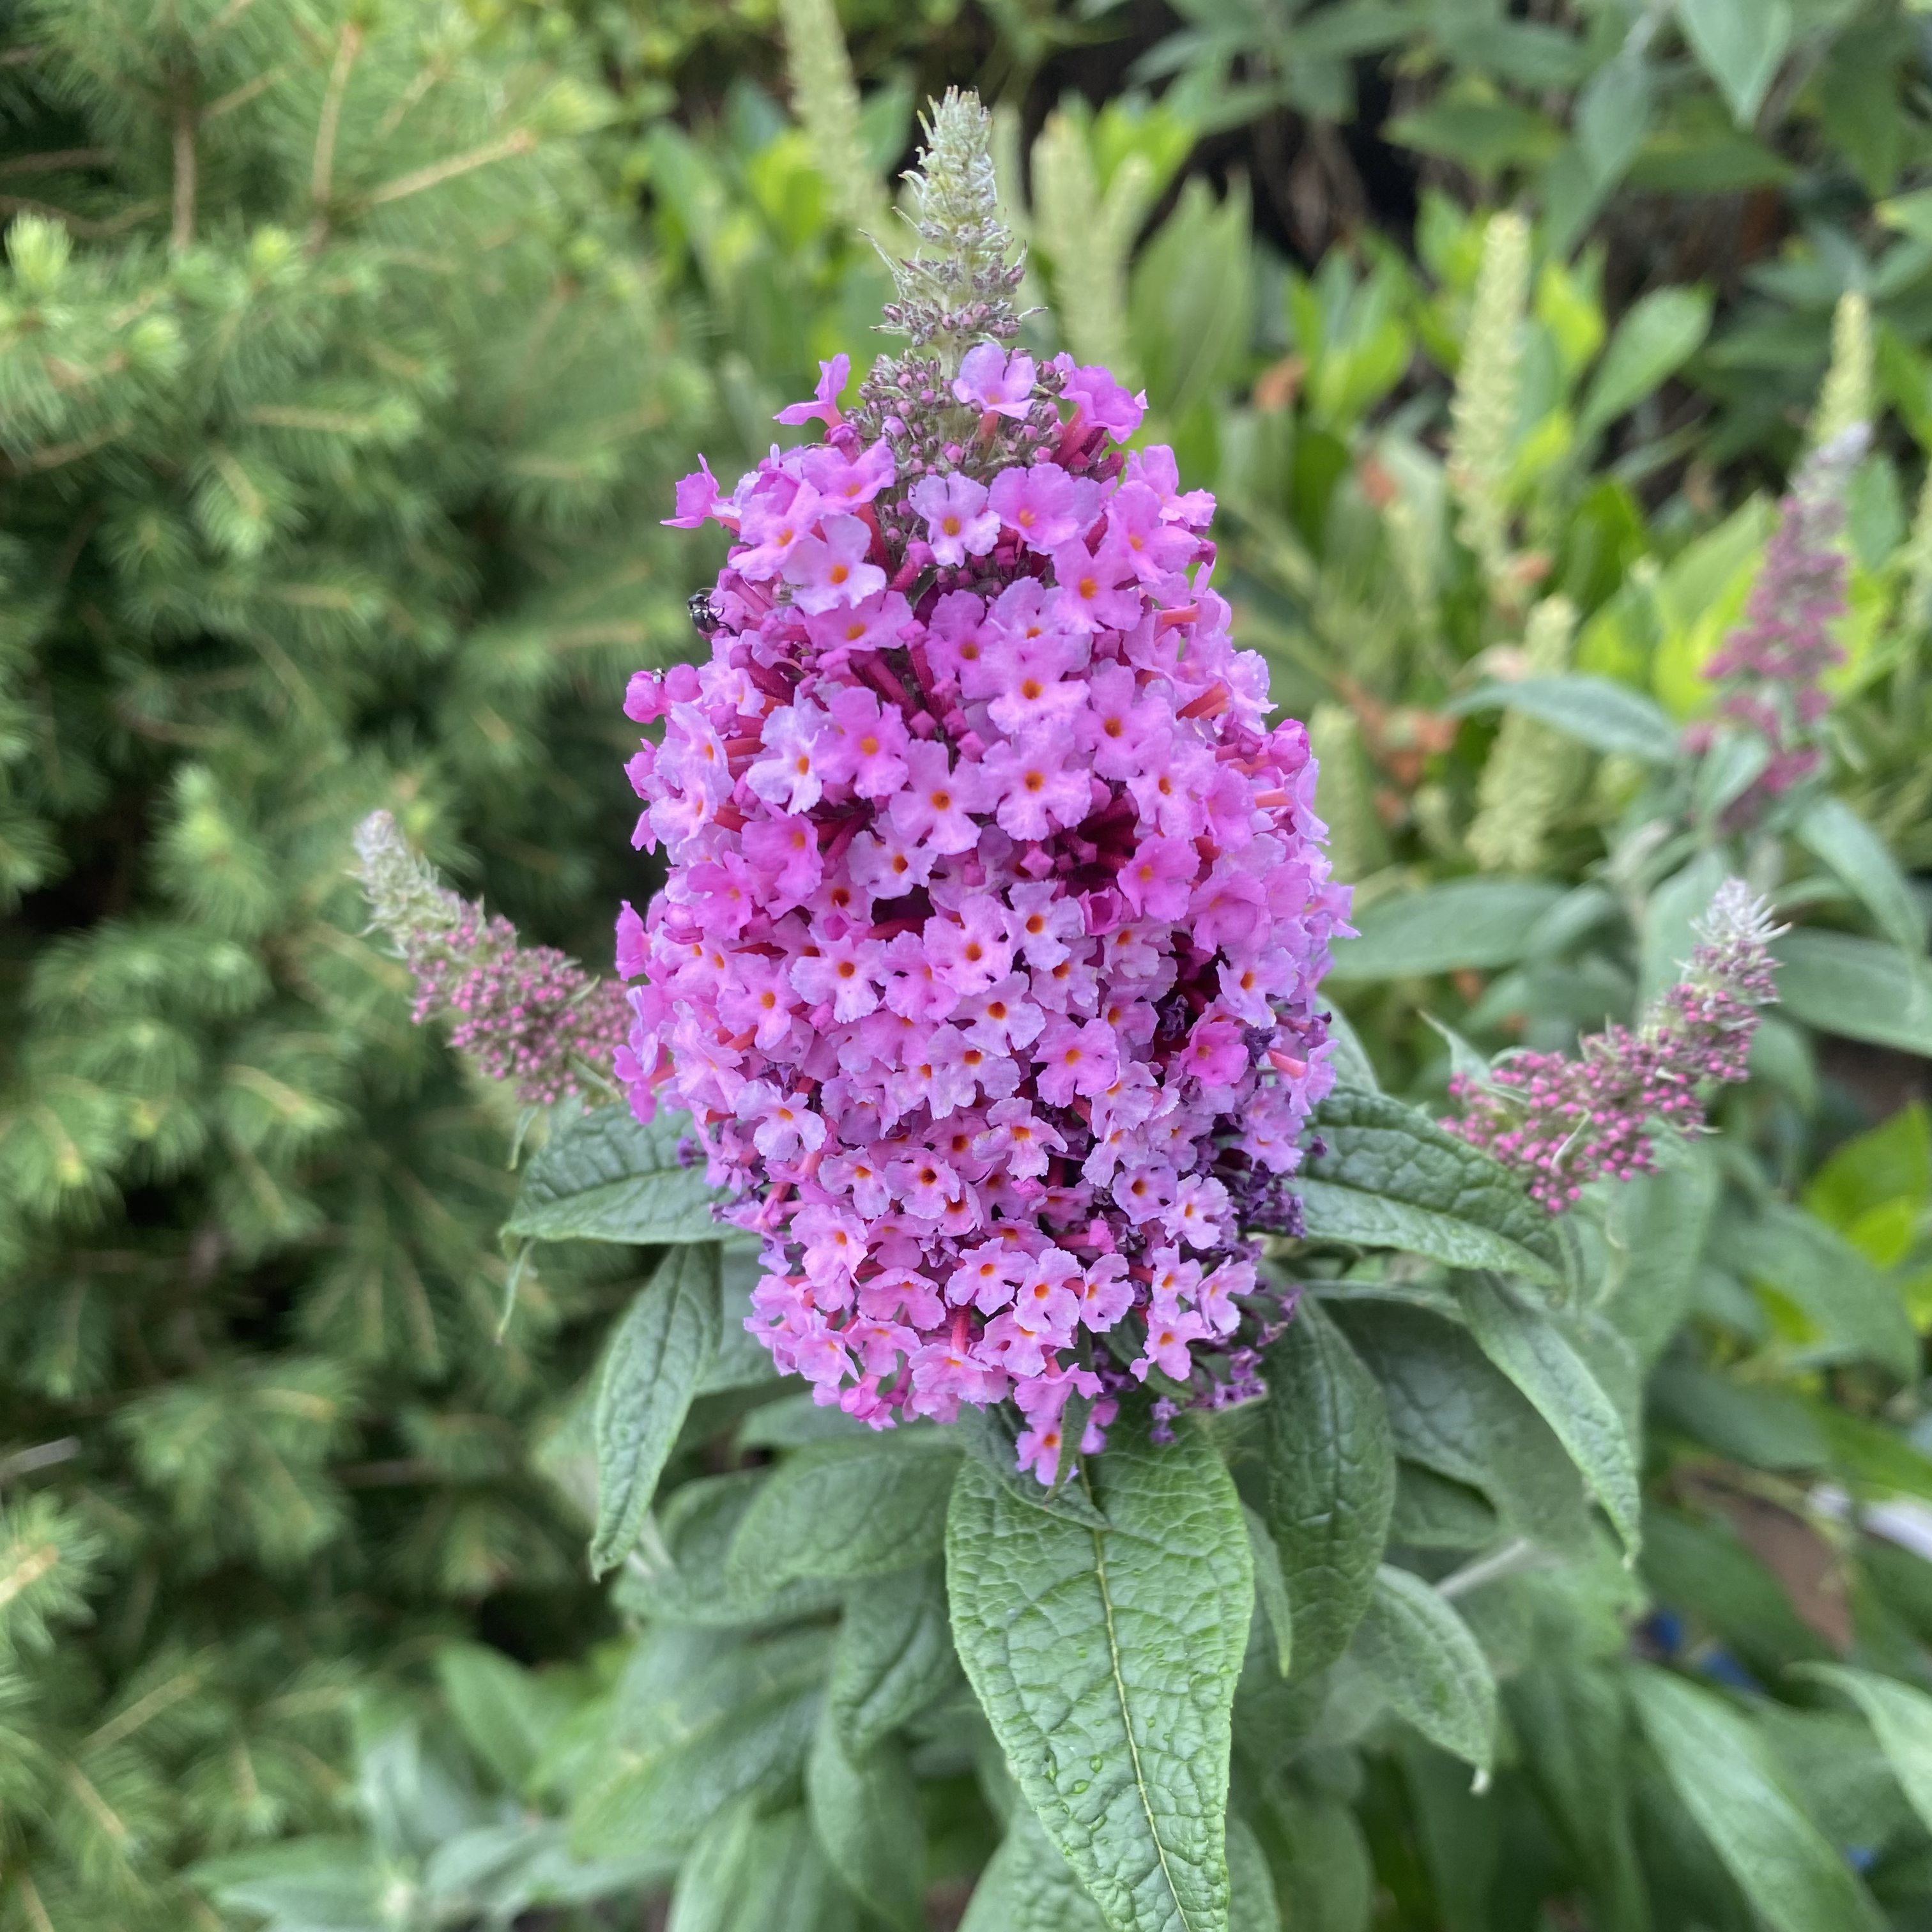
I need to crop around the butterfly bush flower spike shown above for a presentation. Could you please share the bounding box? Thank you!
[355,811,631,1107]
[1447,879,1781,1212]
[620,93,1349,1476]
[1688,424,1868,825]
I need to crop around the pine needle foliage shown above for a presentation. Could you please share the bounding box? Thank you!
[0,4,706,1924]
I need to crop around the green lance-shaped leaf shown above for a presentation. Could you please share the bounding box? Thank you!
[666,1797,760,1932]
[590,1244,721,1576]
[1794,1664,1932,1841]
[1775,928,1932,1058]
[571,1630,829,1860]
[728,1431,962,1587]
[434,1644,571,1797]
[668,1805,852,1932]
[1796,794,1927,960]
[1630,1666,1885,1932]
[507,1103,728,1245]
[1248,1789,1370,1932]
[828,1561,958,1758]
[1258,1301,1394,1677]
[806,1712,924,1932]
[1575,285,1713,438]
[946,1403,1253,1932]
[1677,0,1793,127]
[1241,1507,1294,1679]
[616,1471,845,1629]
[1446,675,1680,763]
[1728,1200,1917,1380]
[1333,1300,1591,1555]
[1325,878,1568,981]
[1457,1273,1640,1556]
[1352,1567,1497,1774]
[1603,1150,1717,1370]
[1225,1814,1280,1932]
[1298,1087,1564,1289]
[1506,1663,1645,1932]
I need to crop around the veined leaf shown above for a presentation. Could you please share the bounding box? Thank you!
[571,1631,828,1860]
[617,1472,844,1629]
[1259,1301,1393,1677]
[1604,1151,1717,1369]
[1447,675,1679,762]
[435,1644,571,1797]
[1299,1087,1563,1289]
[1353,1567,1496,1774]
[1506,1664,1645,1932]
[1458,1274,1640,1556]
[508,1104,728,1245]
[666,1806,854,1932]
[590,1245,721,1577]
[827,1562,958,1759]
[666,1798,758,1932]
[1630,1666,1885,1932]
[957,1399,1108,1528]
[1333,1300,1591,1556]
[1226,1814,1280,1931]
[1248,1788,1370,1932]
[947,1406,1252,1932]
[728,1432,961,1586]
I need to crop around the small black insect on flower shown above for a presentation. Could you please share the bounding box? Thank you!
[687,589,721,636]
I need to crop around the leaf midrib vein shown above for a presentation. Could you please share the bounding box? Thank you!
[1091,1519,1196,1932]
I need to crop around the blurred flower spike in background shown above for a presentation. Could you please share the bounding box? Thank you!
[1448,879,1782,1213]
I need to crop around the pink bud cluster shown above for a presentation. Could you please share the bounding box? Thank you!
[411,906,632,1107]
[1687,426,1866,827]
[1447,880,1779,1212]
[355,810,631,1108]
[618,348,1347,1477]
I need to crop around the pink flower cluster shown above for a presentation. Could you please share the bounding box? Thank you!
[1448,880,1779,1211]
[1687,425,1866,827]
[618,348,1347,1478]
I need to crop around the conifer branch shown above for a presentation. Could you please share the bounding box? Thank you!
[364,128,537,208]
[0,419,130,475]
[170,90,196,250]
[203,67,283,125]
[308,22,362,249]
[199,0,263,41]
[0,148,111,175]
